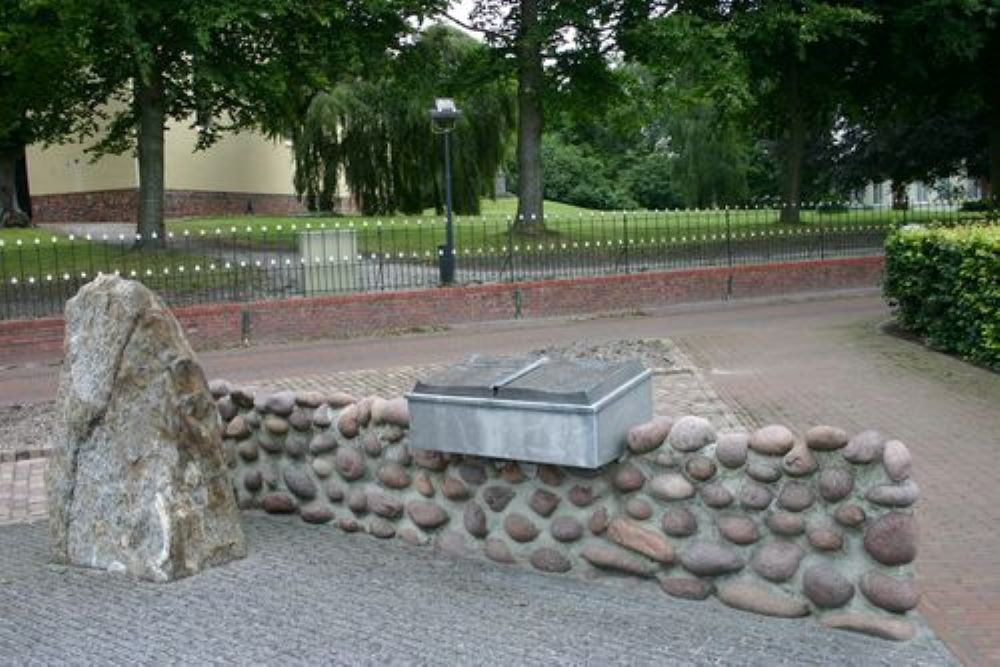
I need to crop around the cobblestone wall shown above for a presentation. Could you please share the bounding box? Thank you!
[213,381,921,642]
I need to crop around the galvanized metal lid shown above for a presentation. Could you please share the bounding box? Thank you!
[412,355,648,406]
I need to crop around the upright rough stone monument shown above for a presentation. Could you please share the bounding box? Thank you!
[46,274,246,581]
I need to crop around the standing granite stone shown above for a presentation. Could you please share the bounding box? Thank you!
[46,275,246,582]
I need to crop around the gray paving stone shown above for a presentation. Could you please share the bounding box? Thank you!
[0,514,956,666]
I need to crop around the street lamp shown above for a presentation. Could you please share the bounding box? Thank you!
[430,97,459,285]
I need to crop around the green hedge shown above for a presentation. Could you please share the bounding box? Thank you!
[884,224,999,370]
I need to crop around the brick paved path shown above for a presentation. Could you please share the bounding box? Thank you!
[0,514,955,665]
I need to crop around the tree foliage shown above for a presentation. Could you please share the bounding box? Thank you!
[293,25,515,216]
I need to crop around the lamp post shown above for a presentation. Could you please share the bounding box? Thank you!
[430,98,459,285]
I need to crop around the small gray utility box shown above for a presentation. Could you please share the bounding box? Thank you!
[406,355,652,468]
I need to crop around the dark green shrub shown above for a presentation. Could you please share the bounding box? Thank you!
[884,225,999,370]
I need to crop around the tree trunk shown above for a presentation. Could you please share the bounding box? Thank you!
[0,145,30,228]
[513,0,544,232]
[779,57,804,225]
[15,145,31,219]
[989,119,1000,203]
[891,181,909,210]
[135,69,166,246]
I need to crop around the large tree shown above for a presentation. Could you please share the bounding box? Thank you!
[0,1,93,227]
[61,0,437,245]
[293,25,515,216]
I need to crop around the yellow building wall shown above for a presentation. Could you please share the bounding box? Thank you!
[165,121,296,195]
[26,142,136,195]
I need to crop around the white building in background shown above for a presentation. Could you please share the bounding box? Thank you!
[852,176,983,208]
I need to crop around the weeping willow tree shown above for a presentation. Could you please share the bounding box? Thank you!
[294,25,515,216]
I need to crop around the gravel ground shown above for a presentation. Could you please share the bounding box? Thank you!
[0,401,53,456]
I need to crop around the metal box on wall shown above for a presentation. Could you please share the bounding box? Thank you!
[406,355,652,469]
[298,229,359,294]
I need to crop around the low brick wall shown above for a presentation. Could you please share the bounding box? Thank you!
[214,381,921,641]
[0,257,885,364]
[31,189,305,223]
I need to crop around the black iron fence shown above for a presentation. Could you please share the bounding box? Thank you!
[1,202,993,320]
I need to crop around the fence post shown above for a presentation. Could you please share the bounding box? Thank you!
[725,207,733,268]
[820,207,826,260]
[622,211,630,274]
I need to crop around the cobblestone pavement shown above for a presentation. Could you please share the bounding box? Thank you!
[0,513,956,666]
[0,458,45,526]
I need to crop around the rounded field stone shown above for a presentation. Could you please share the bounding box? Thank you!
[504,513,540,543]
[484,537,516,563]
[362,432,383,458]
[458,462,488,485]
[834,503,866,528]
[626,416,673,454]
[808,528,844,552]
[883,440,912,481]
[612,464,646,493]
[661,508,698,537]
[337,405,359,438]
[311,405,333,428]
[700,482,734,508]
[325,480,344,502]
[860,571,920,613]
[751,541,805,582]
[325,391,357,408]
[649,473,695,501]
[666,416,715,453]
[866,479,920,507]
[338,517,360,532]
[263,416,290,436]
[589,507,610,534]
[778,482,814,512]
[782,443,817,476]
[820,613,915,642]
[582,545,657,577]
[482,485,516,512]
[367,491,403,518]
[284,434,307,458]
[864,512,918,565]
[209,378,233,398]
[685,455,717,481]
[369,517,396,539]
[439,531,472,556]
[309,431,337,456]
[538,465,565,487]
[843,429,884,464]
[765,512,805,536]
[262,493,297,514]
[748,425,796,456]
[300,507,335,524]
[283,466,317,500]
[407,500,450,529]
[608,518,675,564]
[376,462,410,490]
[805,425,849,451]
[747,461,781,483]
[335,447,366,481]
[243,470,263,493]
[803,565,854,609]
[412,449,447,471]
[225,415,250,439]
[263,391,295,416]
[354,397,373,427]
[288,409,311,432]
[659,578,713,600]
[372,396,409,427]
[679,542,744,576]
[237,440,259,462]
[550,516,584,542]
[625,497,653,520]
[442,476,471,501]
[818,468,854,502]
[243,410,261,428]
[311,458,334,479]
[500,463,525,483]
[529,489,561,517]
[399,527,429,547]
[716,432,748,468]
[718,582,810,618]
[217,396,237,421]
[569,484,601,507]
[717,514,760,545]
[530,547,572,573]
[414,472,434,497]
[463,502,488,538]
[347,489,368,513]
[740,481,773,510]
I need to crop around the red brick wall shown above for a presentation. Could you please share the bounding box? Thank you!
[0,256,884,364]
[31,189,305,223]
